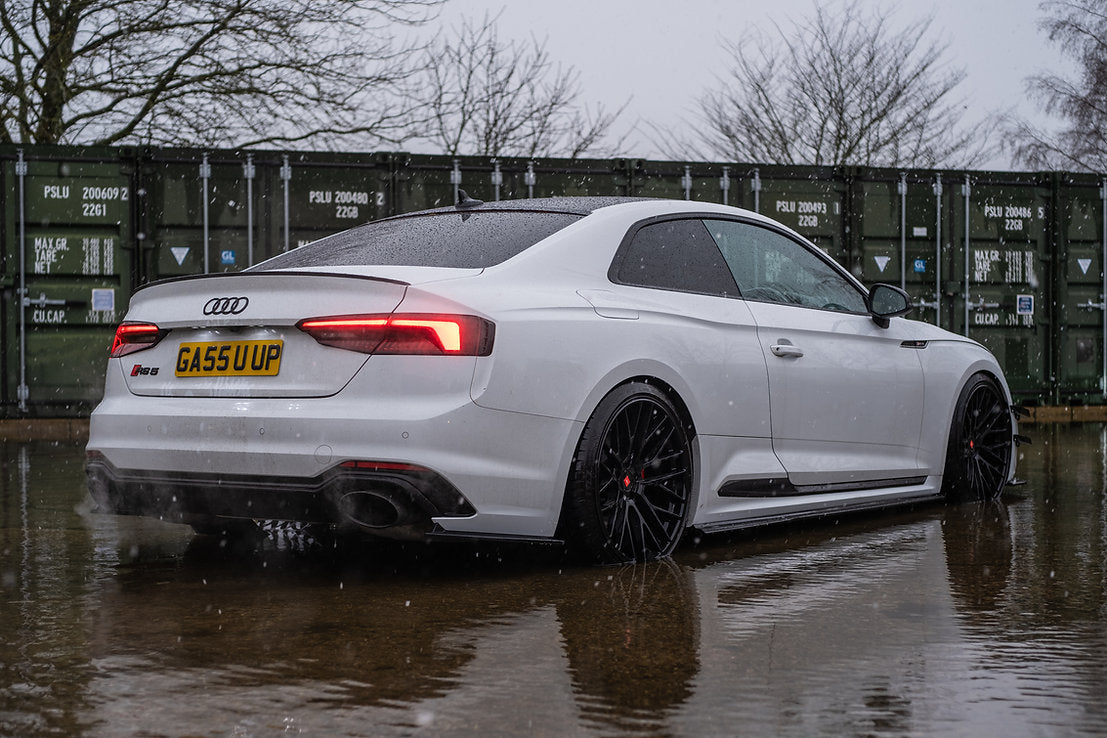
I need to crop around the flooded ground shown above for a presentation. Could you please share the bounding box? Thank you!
[1,425,1105,737]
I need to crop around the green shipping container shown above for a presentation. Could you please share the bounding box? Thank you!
[857,172,947,328]
[1054,174,1107,401]
[278,152,391,248]
[143,151,258,280]
[632,160,737,204]
[949,174,1051,398]
[392,155,631,213]
[740,167,850,269]
[1,148,134,415]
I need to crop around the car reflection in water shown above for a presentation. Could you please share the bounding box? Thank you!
[69,506,1024,736]
[75,531,700,735]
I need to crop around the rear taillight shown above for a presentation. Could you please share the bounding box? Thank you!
[297,313,494,356]
[110,322,167,358]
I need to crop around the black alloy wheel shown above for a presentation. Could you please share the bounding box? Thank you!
[562,382,693,564]
[942,373,1013,501]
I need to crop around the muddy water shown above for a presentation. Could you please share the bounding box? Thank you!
[1,426,1105,737]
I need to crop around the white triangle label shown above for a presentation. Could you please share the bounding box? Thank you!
[170,247,190,266]
[1079,258,1092,275]
[874,255,891,273]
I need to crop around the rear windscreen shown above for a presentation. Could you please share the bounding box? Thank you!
[252,210,582,270]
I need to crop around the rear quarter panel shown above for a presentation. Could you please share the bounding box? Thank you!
[418,206,772,438]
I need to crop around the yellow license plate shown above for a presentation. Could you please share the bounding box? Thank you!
[175,340,283,377]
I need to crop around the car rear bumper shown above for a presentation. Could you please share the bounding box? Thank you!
[86,452,476,540]
[86,387,583,539]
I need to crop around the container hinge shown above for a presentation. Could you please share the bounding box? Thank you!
[1011,405,1031,419]
[1014,433,1032,446]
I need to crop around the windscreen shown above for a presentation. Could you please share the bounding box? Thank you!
[252,210,582,270]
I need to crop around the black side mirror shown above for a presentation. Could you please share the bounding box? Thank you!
[869,284,913,328]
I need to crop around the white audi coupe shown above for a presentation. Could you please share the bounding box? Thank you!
[86,196,1022,563]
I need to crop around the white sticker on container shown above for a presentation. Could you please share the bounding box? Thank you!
[91,288,115,312]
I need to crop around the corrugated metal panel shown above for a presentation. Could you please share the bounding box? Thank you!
[2,148,135,415]
[1054,174,1106,402]
[948,173,1052,398]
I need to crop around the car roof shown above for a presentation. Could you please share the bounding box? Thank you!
[383,194,781,225]
[384,196,649,219]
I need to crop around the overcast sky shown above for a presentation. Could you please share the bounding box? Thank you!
[431,0,1072,168]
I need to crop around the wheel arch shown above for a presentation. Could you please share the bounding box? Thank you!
[941,365,1016,461]
[557,373,702,531]
[569,358,703,424]
[567,372,701,466]
[618,374,698,437]
[918,343,1017,480]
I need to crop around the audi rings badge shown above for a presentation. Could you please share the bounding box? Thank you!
[203,296,249,316]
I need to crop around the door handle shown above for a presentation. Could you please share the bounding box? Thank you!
[770,343,804,358]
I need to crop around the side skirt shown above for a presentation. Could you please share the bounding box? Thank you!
[718,475,928,498]
[696,489,942,535]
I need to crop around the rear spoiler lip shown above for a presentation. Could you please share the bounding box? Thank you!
[132,270,410,297]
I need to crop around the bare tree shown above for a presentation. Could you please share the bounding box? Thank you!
[660,1,986,167]
[0,0,440,148]
[1005,0,1107,171]
[412,15,625,158]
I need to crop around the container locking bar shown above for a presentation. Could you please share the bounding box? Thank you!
[21,293,69,308]
[966,297,1001,311]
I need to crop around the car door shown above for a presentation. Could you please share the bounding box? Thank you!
[706,218,927,489]
[606,217,789,492]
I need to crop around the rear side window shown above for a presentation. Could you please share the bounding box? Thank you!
[612,218,739,296]
[252,210,582,270]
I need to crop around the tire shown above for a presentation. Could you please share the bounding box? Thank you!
[941,373,1013,502]
[561,382,694,564]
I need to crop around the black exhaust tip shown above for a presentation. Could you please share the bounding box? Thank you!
[338,490,409,529]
